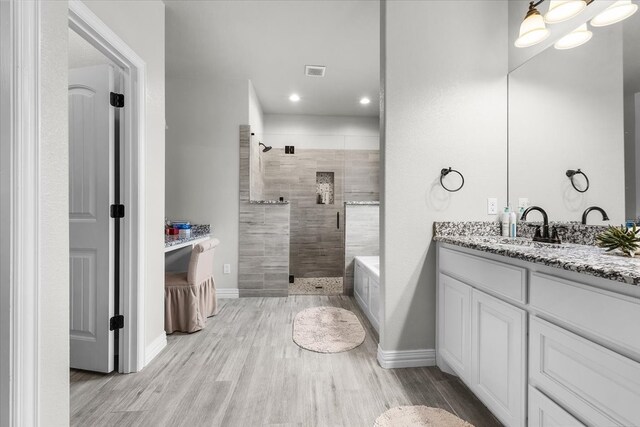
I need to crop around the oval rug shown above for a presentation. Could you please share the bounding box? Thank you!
[374,406,474,427]
[292,306,365,353]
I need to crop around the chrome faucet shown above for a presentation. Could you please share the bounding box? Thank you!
[520,206,561,244]
[581,206,609,225]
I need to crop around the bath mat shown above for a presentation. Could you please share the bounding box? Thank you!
[292,306,365,353]
[374,406,474,427]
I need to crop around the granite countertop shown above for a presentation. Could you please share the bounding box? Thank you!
[249,200,290,205]
[345,201,380,205]
[434,234,640,286]
[165,224,211,249]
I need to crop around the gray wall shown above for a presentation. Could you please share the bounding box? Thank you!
[344,205,380,294]
[382,0,508,354]
[238,126,290,296]
[166,78,250,291]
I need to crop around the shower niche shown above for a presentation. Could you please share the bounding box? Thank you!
[316,172,335,204]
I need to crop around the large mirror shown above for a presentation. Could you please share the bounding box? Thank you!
[508,4,640,226]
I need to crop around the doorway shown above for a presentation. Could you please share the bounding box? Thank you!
[68,28,124,373]
[69,1,148,374]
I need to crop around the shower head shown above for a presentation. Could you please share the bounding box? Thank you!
[259,142,272,153]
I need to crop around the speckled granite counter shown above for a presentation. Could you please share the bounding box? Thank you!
[434,234,640,286]
[165,224,211,252]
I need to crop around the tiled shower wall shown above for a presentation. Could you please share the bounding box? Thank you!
[239,125,290,297]
[261,148,379,279]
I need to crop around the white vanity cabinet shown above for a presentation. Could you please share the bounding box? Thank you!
[438,249,526,427]
[437,243,640,427]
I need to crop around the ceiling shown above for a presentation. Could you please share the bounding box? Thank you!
[165,0,380,117]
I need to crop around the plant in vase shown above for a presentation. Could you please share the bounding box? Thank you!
[596,225,640,257]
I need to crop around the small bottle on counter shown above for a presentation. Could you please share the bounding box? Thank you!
[501,207,510,237]
[509,207,517,238]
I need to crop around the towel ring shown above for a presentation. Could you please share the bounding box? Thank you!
[440,167,465,192]
[566,169,590,193]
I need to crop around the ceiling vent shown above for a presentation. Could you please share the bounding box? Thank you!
[305,65,326,78]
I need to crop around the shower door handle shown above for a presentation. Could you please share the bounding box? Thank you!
[337,212,340,230]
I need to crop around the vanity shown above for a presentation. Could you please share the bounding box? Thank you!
[435,226,640,427]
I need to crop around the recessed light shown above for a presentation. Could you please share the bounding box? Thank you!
[289,93,300,102]
[360,97,371,105]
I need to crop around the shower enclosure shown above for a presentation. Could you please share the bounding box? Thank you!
[250,132,379,295]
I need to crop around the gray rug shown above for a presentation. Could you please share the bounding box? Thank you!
[374,406,474,427]
[292,306,365,353]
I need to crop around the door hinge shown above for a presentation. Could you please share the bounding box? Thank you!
[110,92,124,108]
[110,204,125,218]
[110,315,124,331]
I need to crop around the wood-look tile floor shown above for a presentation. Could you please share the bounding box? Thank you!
[70,296,501,427]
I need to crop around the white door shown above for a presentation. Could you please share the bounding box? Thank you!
[438,274,472,383]
[471,289,526,427]
[68,64,116,373]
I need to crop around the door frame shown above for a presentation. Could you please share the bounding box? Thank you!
[1,1,42,424]
[68,0,147,374]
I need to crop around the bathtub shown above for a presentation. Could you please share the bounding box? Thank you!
[354,256,380,333]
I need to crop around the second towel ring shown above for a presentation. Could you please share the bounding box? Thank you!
[440,167,465,192]
[566,169,590,193]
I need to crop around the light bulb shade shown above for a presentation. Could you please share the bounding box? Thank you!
[515,8,551,48]
[591,0,638,27]
[545,0,587,23]
[554,23,593,49]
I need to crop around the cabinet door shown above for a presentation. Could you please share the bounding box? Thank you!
[354,263,369,311]
[368,276,380,332]
[471,289,526,427]
[438,274,472,382]
[528,386,585,427]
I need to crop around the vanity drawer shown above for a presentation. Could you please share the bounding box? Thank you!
[530,272,640,356]
[439,247,526,304]
[528,386,584,427]
[529,317,640,427]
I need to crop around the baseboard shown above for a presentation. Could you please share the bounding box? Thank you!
[145,332,167,367]
[217,288,239,298]
[377,345,436,369]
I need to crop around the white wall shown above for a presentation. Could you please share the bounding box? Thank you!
[40,1,70,424]
[509,26,625,224]
[83,0,167,352]
[263,114,379,150]
[382,0,507,355]
[165,78,249,290]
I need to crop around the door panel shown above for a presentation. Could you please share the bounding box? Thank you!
[471,289,526,427]
[69,64,115,373]
[438,274,472,382]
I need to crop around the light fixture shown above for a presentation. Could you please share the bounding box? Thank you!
[544,0,587,24]
[590,0,638,27]
[515,1,551,48]
[554,23,592,49]
[360,97,371,105]
[289,93,300,102]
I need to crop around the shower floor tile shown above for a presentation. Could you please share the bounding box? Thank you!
[289,277,343,295]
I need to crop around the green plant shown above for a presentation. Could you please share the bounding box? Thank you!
[596,225,640,257]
